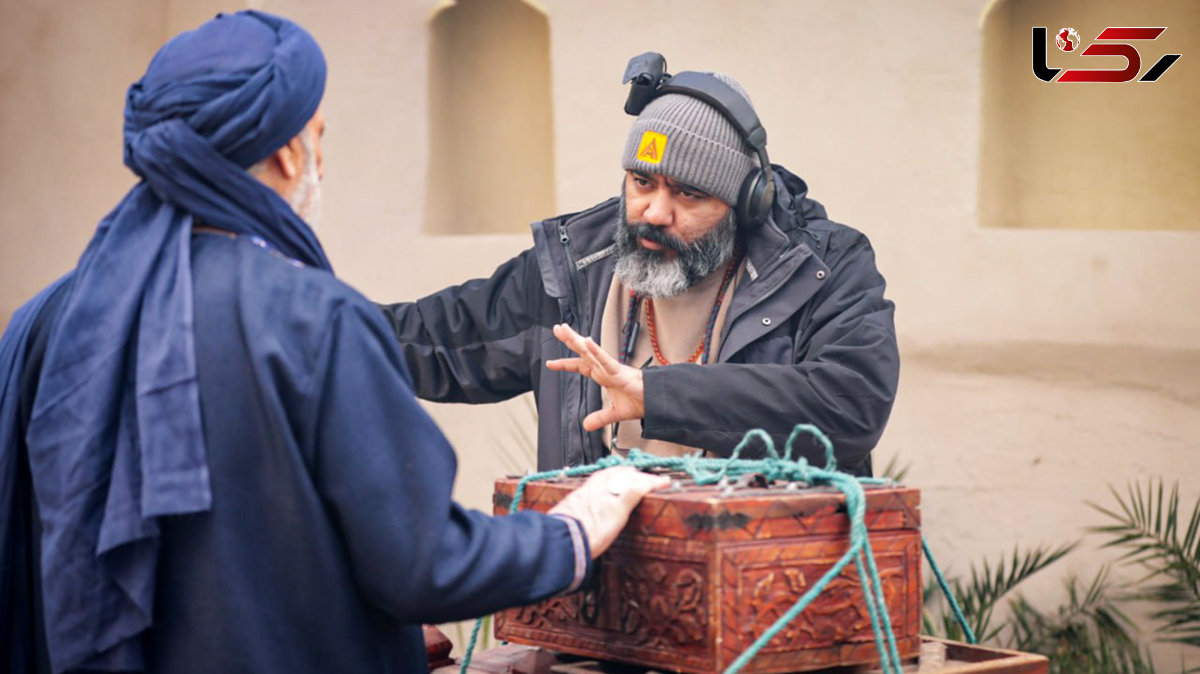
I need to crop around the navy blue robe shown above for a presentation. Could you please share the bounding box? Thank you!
[6,231,581,673]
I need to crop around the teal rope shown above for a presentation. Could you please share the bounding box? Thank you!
[854,552,890,669]
[859,538,903,666]
[725,464,901,674]
[783,423,836,470]
[458,612,485,674]
[460,426,969,673]
[922,537,977,644]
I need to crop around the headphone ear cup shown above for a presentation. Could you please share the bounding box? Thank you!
[737,171,775,228]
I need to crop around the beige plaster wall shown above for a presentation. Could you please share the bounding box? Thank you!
[1,0,1197,665]
[0,0,158,313]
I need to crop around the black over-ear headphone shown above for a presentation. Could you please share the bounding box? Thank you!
[622,52,776,228]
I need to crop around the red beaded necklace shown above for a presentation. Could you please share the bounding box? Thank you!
[639,253,741,366]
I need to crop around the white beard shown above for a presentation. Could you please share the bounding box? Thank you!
[289,146,322,230]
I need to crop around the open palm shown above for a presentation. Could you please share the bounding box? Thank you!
[545,323,645,431]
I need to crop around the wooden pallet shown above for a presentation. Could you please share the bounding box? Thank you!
[435,638,1048,674]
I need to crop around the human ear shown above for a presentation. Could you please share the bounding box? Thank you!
[273,135,305,181]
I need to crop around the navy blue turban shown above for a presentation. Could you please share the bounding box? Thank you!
[0,11,328,672]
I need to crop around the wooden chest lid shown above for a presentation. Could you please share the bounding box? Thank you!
[494,475,920,542]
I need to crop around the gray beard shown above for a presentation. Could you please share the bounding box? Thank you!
[613,196,738,298]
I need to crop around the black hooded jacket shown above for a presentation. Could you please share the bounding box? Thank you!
[380,166,898,475]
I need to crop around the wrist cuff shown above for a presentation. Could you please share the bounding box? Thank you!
[548,513,591,593]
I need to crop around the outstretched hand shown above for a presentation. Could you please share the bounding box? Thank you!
[545,323,646,431]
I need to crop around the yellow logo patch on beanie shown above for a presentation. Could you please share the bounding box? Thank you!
[636,131,667,164]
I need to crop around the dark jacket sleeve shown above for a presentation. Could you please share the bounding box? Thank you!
[640,231,898,472]
[312,301,584,624]
[377,248,556,404]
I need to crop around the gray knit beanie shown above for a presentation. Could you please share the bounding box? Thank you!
[621,72,758,207]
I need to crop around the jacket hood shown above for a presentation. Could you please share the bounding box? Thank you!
[769,164,828,233]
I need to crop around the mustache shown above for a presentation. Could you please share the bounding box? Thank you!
[623,222,690,255]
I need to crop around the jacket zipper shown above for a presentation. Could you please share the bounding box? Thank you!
[557,222,592,465]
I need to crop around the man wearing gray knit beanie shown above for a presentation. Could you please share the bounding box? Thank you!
[610,71,752,299]
[382,58,898,477]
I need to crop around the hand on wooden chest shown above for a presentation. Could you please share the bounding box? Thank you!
[548,466,670,558]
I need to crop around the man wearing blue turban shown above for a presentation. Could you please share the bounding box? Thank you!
[0,11,666,673]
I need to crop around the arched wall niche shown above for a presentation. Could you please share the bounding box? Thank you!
[425,0,555,235]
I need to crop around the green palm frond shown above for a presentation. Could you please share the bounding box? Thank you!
[925,541,1077,643]
[878,454,910,483]
[1006,568,1155,674]
[1089,479,1200,648]
[918,476,1199,670]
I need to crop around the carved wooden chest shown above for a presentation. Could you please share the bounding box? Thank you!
[493,477,922,674]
